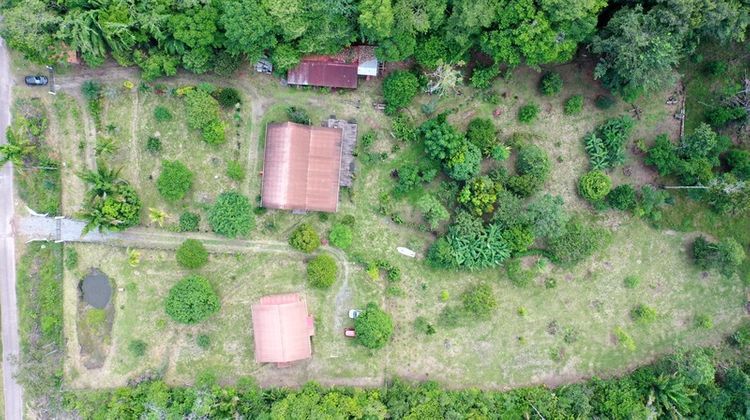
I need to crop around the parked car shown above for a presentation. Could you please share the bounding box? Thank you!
[344,328,356,338]
[24,75,48,86]
[348,309,362,319]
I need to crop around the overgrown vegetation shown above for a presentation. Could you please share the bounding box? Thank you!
[164,275,220,324]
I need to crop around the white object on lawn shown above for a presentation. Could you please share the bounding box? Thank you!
[397,247,416,258]
[348,309,362,319]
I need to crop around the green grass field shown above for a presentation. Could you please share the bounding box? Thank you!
[26,59,747,390]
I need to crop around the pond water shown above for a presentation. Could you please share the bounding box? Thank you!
[81,268,112,308]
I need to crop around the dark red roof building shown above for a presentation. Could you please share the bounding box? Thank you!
[286,46,379,89]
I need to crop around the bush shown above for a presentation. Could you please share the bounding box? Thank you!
[307,253,337,288]
[631,304,658,324]
[226,160,245,181]
[695,314,713,329]
[547,219,607,266]
[706,106,747,127]
[154,106,173,122]
[507,143,550,197]
[544,277,557,289]
[414,36,448,69]
[184,89,225,144]
[595,95,615,110]
[470,65,500,89]
[286,106,311,125]
[518,103,540,123]
[506,259,533,287]
[329,223,353,249]
[65,247,78,270]
[208,191,254,237]
[128,340,147,357]
[179,212,200,232]
[692,236,746,277]
[213,87,242,108]
[578,170,612,202]
[354,302,394,349]
[157,160,193,202]
[614,327,636,351]
[383,71,419,114]
[564,95,584,115]
[165,275,220,324]
[146,136,162,153]
[176,239,209,269]
[624,275,640,289]
[540,72,563,96]
[606,184,637,211]
[731,323,750,347]
[197,334,211,349]
[466,118,498,156]
[414,316,436,335]
[462,283,497,317]
[703,60,727,76]
[289,223,320,253]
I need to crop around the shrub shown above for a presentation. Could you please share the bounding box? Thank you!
[414,36,447,69]
[631,304,658,324]
[80,167,142,232]
[466,118,498,156]
[226,160,245,181]
[146,136,162,153]
[153,106,173,122]
[213,87,242,108]
[307,253,337,288]
[184,89,225,144]
[470,65,500,89]
[692,236,746,277]
[383,71,419,114]
[458,176,501,216]
[65,247,78,270]
[706,106,747,127]
[704,60,727,76]
[506,258,533,287]
[540,72,563,96]
[624,275,640,289]
[595,95,615,110]
[197,334,211,349]
[289,223,320,253]
[516,143,551,179]
[578,170,612,202]
[414,316,436,335]
[179,212,200,232]
[547,219,607,266]
[544,277,557,289]
[731,323,750,347]
[165,275,220,324]
[329,223,353,250]
[416,194,450,230]
[518,103,540,123]
[695,314,713,329]
[564,95,584,115]
[176,239,209,269]
[208,191,254,237]
[157,160,193,202]
[614,327,636,351]
[354,302,394,349]
[128,339,147,357]
[462,283,497,317]
[607,184,637,211]
[286,106,311,125]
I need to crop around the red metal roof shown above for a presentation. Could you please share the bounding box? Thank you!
[252,293,315,365]
[261,122,343,213]
[287,59,358,89]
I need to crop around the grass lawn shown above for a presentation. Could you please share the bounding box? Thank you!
[41,59,749,390]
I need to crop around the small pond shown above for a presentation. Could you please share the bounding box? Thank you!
[80,268,112,308]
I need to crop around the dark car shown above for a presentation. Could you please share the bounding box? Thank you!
[24,75,48,86]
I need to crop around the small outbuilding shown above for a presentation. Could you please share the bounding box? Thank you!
[251,293,315,366]
[286,46,379,89]
[261,122,344,213]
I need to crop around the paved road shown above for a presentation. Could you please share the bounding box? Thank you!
[0,37,24,420]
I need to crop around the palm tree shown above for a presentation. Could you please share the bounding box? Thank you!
[127,248,141,267]
[78,163,124,197]
[0,130,35,166]
[648,374,695,419]
[148,207,168,227]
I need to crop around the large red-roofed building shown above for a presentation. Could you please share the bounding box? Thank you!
[286,46,379,89]
[251,293,315,366]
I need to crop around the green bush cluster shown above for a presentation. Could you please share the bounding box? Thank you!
[184,88,225,144]
[179,212,200,232]
[307,253,337,288]
[692,236,746,277]
[578,170,612,202]
[128,339,147,357]
[175,239,209,269]
[289,223,321,253]
[470,65,500,89]
[197,334,211,349]
[518,103,540,123]
[208,191,254,237]
[329,223,353,249]
[226,160,246,181]
[212,87,242,108]
[564,95,584,115]
[383,71,419,114]
[153,106,173,122]
[584,116,634,170]
[354,302,394,349]
[157,160,193,202]
[146,136,162,153]
[461,283,497,317]
[631,303,658,324]
[606,184,637,210]
[164,275,220,324]
[286,106,311,125]
[80,165,142,232]
[539,72,563,96]
[507,143,550,197]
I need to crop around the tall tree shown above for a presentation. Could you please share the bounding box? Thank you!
[0,0,61,64]
[220,0,277,62]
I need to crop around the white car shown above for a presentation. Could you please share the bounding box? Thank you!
[348,309,362,319]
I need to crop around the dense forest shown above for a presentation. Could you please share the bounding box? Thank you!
[2,0,749,93]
